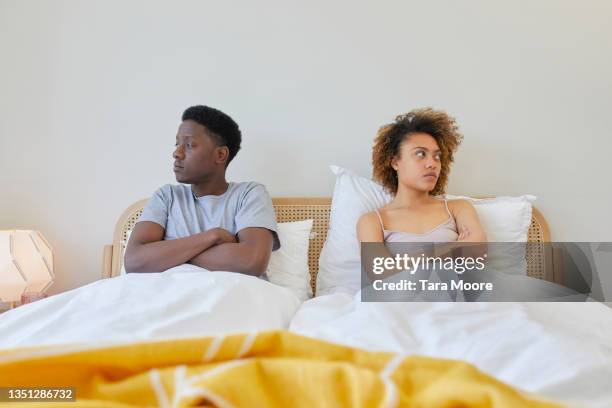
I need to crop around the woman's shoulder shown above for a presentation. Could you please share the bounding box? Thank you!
[357,210,385,241]
[358,210,382,225]
[445,196,477,216]
[440,194,469,206]
[357,210,387,232]
[446,197,471,207]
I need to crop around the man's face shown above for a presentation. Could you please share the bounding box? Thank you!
[172,120,226,184]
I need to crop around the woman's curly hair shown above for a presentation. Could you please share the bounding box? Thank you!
[372,107,463,196]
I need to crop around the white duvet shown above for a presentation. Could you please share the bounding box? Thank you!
[289,293,612,408]
[0,264,301,348]
[2,265,612,407]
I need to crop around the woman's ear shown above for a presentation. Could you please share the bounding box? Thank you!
[391,155,399,172]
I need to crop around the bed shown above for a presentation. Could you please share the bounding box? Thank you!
[101,197,558,290]
[2,198,611,407]
[95,197,611,407]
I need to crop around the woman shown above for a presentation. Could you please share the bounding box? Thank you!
[358,107,486,244]
[357,108,487,301]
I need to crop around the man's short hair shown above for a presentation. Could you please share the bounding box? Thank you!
[182,105,242,165]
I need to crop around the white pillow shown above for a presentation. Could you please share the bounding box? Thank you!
[317,166,391,295]
[120,221,314,301]
[266,219,314,301]
[445,195,535,242]
[316,165,536,295]
[445,195,535,276]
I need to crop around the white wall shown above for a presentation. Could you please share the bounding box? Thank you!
[1,0,611,295]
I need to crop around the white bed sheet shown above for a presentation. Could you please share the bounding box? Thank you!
[0,264,301,348]
[289,293,612,408]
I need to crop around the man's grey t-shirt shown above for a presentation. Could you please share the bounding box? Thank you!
[138,182,280,250]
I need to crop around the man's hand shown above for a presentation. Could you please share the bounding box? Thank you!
[188,228,274,276]
[208,228,238,245]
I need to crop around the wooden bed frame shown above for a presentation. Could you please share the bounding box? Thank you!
[102,197,555,294]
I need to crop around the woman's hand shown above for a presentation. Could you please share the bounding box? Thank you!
[457,226,470,241]
[449,199,487,242]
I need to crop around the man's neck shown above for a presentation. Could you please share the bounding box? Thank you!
[191,176,229,198]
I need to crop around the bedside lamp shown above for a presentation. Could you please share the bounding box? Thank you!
[0,230,54,308]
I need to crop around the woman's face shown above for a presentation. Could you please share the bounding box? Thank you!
[392,132,442,193]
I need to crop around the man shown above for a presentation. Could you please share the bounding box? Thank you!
[124,105,279,276]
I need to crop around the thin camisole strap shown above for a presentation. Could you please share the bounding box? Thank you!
[374,209,385,230]
[443,196,452,218]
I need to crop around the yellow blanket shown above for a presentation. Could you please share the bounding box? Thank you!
[0,331,562,407]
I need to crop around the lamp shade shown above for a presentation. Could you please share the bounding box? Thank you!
[0,230,54,302]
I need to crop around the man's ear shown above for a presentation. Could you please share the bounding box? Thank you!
[215,146,230,166]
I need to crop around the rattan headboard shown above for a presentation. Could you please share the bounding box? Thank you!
[102,197,553,293]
